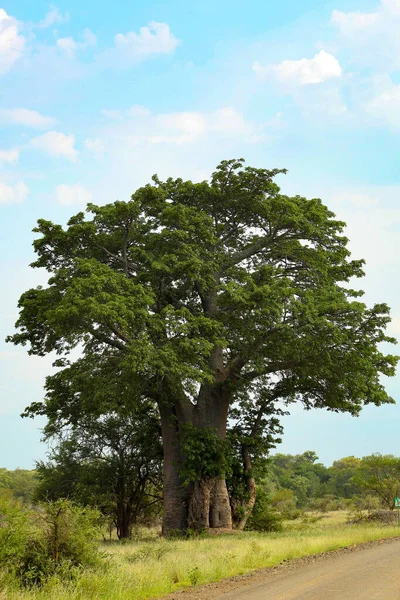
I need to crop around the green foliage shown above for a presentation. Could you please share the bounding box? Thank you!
[0,492,31,566]
[270,488,299,518]
[226,390,284,518]
[180,424,230,484]
[310,495,343,512]
[245,488,283,532]
[35,403,163,538]
[268,452,330,507]
[7,159,399,532]
[0,497,102,588]
[355,454,400,509]
[0,468,39,503]
[10,159,398,421]
[326,457,362,499]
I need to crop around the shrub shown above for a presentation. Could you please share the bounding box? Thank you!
[351,495,381,513]
[310,495,341,512]
[270,489,298,518]
[367,510,398,524]
[349,509,398,525]
[0,492,30,566]
[245,489,283,532]
[0,497,103,587]
[246,509,283,532]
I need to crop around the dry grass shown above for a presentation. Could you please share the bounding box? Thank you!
[3,512,400,600]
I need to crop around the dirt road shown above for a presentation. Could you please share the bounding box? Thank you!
[216,539,400,600]
[166,538,400,600]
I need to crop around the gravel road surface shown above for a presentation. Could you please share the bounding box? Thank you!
[217,539,400,599]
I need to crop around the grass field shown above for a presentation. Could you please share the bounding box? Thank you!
[3,512,400,600]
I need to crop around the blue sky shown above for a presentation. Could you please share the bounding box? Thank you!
[1,0,400,468]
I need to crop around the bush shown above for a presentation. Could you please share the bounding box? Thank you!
[270,489,298,518]
[349,509,399,525]
[245,488,283,532]
[367,510,399,524]
[310,495,342,512]
[0,497,103,587]
[246,508,283,532]
[351,495,381,513]
[0,492,30,566]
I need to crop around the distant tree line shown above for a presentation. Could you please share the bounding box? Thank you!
[3,450,400,537]
[255,452,400,519]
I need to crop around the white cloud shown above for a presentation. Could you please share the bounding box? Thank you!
[254,51,342,87]
[330,1,400,71]
[57,37,77,57]
[83,104,278,206]
[331,9,378,35]
[0,8,25,74]
[99,105,272,151]
[0,148,19,164]
[101,109,123,120]
[127,105,151,118]
[158,112,207,135]
[331,191,380,208]
[84,137,105,158]
[0,108,56,128]
[30,131,78,161]
[365,82,400,128]
[82,28,97,47]
[381,0,400,14]
[254,50,342,86]
[210,107,249,133]
[101,105,151,120]
[388,316,400,337]
[0,181,29,205]
[102,22,179,68]
[115,21,178,55]
[57,28,97,57]
[294,85,347,117]
[150,106,263,143]
[156,108,249,139]
[38,5,69,29]
[56,184,92,206]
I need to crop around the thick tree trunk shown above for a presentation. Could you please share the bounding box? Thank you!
[188,480,211,530]
[159,401,188,535]
[157,338,244,534]
[189,381,233,531]
[210,477,232,528]
[188,477,232,530]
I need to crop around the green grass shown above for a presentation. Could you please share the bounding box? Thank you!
[3,513,400,600]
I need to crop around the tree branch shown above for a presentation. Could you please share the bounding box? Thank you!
[108,323,132,344]
[88,327,126,351]
[221,238,268,271]
[100,246,136,276]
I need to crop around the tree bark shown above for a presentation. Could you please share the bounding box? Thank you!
[209,477,232,528]
[188,480,211,530]
[116,502,133,539]
[234,444,256,531]
[159,401,188,535]
[189,380,233,531]
[157,338,244,534]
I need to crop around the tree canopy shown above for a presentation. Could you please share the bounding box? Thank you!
[8,158,398,533]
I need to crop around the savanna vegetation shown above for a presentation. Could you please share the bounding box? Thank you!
[2,159,399,596]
